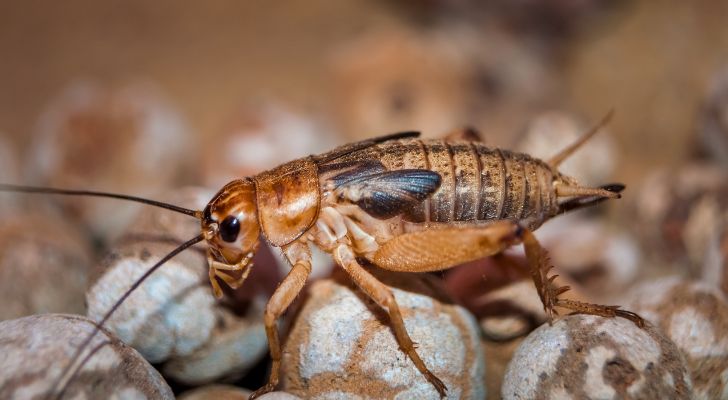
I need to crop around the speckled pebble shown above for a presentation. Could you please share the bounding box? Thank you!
[627,277,728,399]
[163,299,268,385]
[177,386,302,400]
[0,314,173,399]
[86,240,216,363]
[536,214,642,298]
[0,134,18,212]
[516,111,617,183]
[256,392,304,400]
[476,274,591,341]
[202,101,334,187]
[27,80,192,239]
[0,211,92,320]
[503,314,692,400]
[86,187,214,362]
[87,187,269,385]
[282,271,485,399]
[178,384,251,400]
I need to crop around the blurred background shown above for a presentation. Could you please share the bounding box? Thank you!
[2,0,728,338]
[1,1,728,397]
[0,0,726,180]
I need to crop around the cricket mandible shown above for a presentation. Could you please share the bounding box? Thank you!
[0,111,644,398]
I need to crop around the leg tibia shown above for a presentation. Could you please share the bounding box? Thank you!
[520,227,644,327]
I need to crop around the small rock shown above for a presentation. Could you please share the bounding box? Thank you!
[178,384,251,400]
[202,100,335,188]
[327,27,474,141]
[86,187,270,384]
[699,66,728,166]
[256,392,303,400]
[0,134,19,212]
[627,277,728,399]
[503,314,693,399]
[27,80,193,240]
[0,314,173,399]
[444,252,591,341]
[536,214,642,300]
[86,187,215,363]
[282,271,486,399]
[163,298,268,385]
[633,163,728,276]
[721,229,728,296]
[0,210,92,320]
[516,111,617,184]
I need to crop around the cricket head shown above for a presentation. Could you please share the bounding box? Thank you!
[202,178,260,272]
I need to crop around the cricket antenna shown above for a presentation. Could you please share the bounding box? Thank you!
[0,184,203,219]
[49,233,205,399]
[547,109,614,169]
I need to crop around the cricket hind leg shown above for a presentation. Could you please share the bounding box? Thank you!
[334,244,448,398]
[520,228,645,327]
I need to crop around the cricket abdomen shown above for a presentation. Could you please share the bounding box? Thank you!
[372,139,558,230]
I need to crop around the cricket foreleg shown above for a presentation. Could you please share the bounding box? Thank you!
[334,244,447,398]
[250,242,312,400]
[520,228,644,327]
[207,249,255,298]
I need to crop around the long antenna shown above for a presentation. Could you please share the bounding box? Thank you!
[50,233,205,399]
[0,184,202,219]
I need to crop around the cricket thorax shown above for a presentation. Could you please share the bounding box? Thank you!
[253,157,321,247]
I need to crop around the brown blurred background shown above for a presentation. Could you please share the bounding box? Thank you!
[1,3,728,396]
[1,0,727,185]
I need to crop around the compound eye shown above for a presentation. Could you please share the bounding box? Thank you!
[219,216,240,243]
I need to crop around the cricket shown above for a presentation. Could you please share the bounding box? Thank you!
[0,111,644,399]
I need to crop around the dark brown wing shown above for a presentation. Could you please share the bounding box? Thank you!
[332,166,441,219]
[314,131,420,164]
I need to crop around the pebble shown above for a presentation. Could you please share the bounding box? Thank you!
[163,299,268,385]
[202,100,334,188]
[699,66,728,166]
[327,27,474,140]
[516,111,617,184]
[503,314,692,399]
[627,277,728,399]
[0,133,19,212]
[86,187,269,384]
[0,314,173,399]
[26,80,192,240]
[282,271,486,399]
[633,163,727,277]
[536,214,642,300]
[178,384,251,400]
[0,210,92,320]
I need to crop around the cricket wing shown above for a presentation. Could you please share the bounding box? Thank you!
[333,168,441,219]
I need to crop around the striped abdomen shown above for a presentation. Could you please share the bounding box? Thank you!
[373,139,558,229]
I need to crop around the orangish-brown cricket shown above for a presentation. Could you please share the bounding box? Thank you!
[0,111,643,399]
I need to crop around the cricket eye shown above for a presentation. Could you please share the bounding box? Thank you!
[219,216,240,243]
